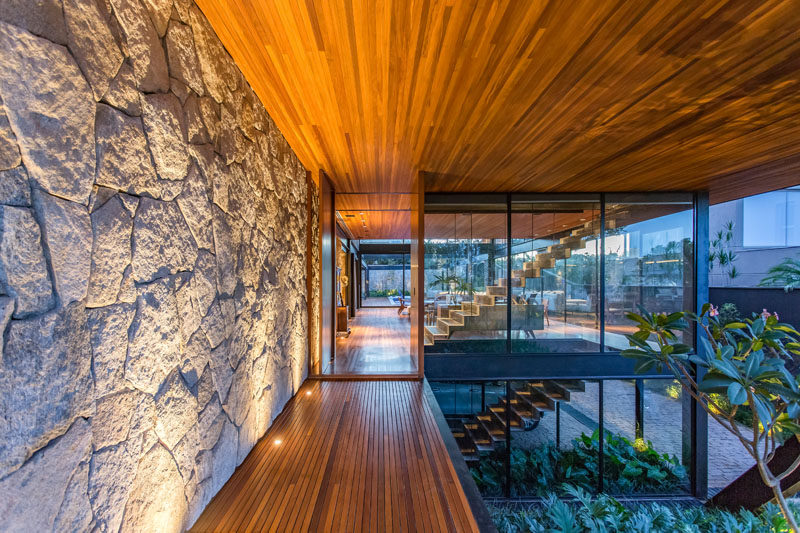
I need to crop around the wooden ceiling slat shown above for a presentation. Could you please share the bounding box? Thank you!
[197,0,800,202]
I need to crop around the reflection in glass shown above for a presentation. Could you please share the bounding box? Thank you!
[604,194,694,350]
[424,202,508,353]
[361,253,408,307]
[510,196,601,352]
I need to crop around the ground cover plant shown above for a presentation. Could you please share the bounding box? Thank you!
[470,432,686,497]
[489,484,799,533]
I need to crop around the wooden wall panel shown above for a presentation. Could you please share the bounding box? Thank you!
[196,0,800,202]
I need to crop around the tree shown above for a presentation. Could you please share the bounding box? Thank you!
[760,255,800,292]
[620,305,800,530]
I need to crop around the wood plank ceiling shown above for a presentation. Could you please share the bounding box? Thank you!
[197,0,800,203]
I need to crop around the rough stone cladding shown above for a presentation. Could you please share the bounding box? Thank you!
[0,0,310,530]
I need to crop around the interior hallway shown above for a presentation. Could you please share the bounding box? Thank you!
[190,380,478,532]
[325,307,415,375]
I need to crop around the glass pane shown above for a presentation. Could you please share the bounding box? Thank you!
[604,194,694,350]
[424,202,508,354]
[788,190,800,246]
[743,191,787,247]
[362,253,405,306]
[603,379,689,495]
[505,379,601,496]
[510,195,601,352]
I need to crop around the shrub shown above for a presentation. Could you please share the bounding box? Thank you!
[469,432,686,497]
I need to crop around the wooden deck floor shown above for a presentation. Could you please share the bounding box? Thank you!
[326,307,416,375]
[190,380,479,532]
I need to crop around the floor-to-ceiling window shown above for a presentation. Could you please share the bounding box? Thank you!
[361,253,409,307]
[424,196,508,353]
[423,193,696,356]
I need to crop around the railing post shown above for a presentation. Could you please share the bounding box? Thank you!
[505,380,511,498]
[635,378,644,440]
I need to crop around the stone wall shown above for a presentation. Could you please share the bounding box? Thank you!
[0,0,310,530]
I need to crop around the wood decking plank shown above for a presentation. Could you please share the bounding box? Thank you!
[190,380,478,533]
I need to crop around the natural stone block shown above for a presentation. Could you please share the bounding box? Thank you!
[209,339,233,403]
[141,0,171,37]
[141,93,190,182]
[110,0,169,93]
[176,272,202,348]
[95,104,159,197]
[0,104,21,171]
[171,76,192,105]
[209,418,237,496]
[88,302,136,397]
[191,249,217,316]
[0,303,94,478]
[172,425,199,485]
[63,0,124,101]
[93,389,142,449]
[0,0,68,45]
[201,297,234,349]
[132,197,198,283]
[154,368,198,449]
[89,434,142,533]
[53,458,93,533]
[31,189,92,305]
[0,22,95,204]
[0,205,55,317]
[0,296,12,360]
[184,95,211,144]
[191,144,229,212]
[188,4,235,104]
[88,196,133,308]
[0,166,30,207]
[102,62,141,116]
[223,368,251,427]
[182,328,211,389]
[120,443,188,533]
[177,164,214,250]
[197,393,224,450]
[0,418,92,532]
[212,208,237,295]
[166,20,205,96]
[126,276,181,394]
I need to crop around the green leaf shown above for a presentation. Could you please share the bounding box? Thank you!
[727,382,747,405]
[724,322,746,330]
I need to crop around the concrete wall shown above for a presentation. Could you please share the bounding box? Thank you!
[0,1,310,530]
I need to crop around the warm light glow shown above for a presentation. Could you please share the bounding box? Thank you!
[306,391,312,396]
[274,439,282,445]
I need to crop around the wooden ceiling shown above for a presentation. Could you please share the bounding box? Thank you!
[198,0,800,203]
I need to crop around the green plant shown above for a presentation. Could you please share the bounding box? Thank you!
[489,486,799,533]
[469,432,686,497]
[428,272,459,289]
[620,305,800,530]
[718,302,742,325]
[760,255,800,292]
[710,221,739,283]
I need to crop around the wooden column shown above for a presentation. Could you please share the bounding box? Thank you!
[410,171,425,377]
[306,171,322,374]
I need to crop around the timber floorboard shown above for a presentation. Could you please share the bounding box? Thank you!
[325,308,415,375]
[190,380,479,533]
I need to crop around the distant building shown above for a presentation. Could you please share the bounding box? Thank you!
[710,186,800,288]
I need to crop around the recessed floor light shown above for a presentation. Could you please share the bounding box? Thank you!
[306,391,312,396]
[274,439,282,445]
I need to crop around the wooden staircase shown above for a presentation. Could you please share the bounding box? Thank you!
[424,219,611,347]
[450,380,586,462]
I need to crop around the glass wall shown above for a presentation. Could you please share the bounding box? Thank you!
[361,253,408,306]
[435,378,694,499]
[510,195,601,352]
[423,193,696,355]
[424,197,508,353]
[604,194,694,349]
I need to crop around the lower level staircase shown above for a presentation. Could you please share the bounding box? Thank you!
[451,380,586,461]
